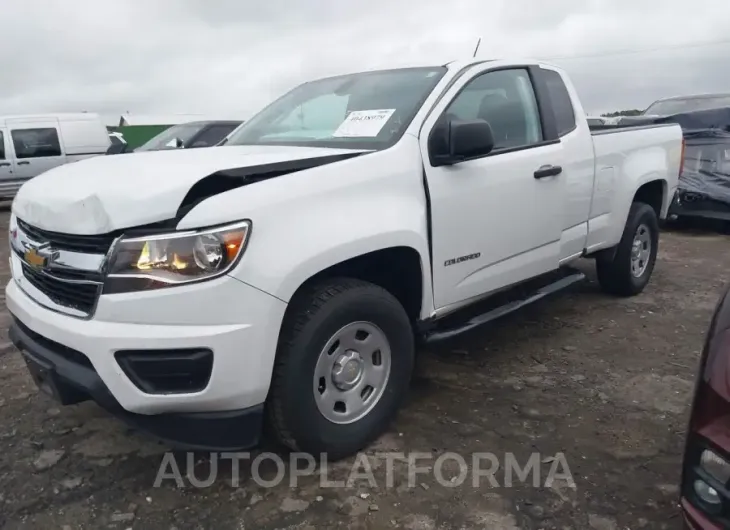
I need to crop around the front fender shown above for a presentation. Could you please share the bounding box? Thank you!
[255,226,431,304]
[178,138,434,316]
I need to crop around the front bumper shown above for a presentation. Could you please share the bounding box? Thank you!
[6,269,287,450]
[10,317,263,450]
[682,498,722,529]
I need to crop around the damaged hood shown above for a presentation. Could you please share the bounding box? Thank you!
[13,144,368,235]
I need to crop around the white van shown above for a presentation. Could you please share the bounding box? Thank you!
[0,113,110,199]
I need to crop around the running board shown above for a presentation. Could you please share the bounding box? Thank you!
[423,269,586,343]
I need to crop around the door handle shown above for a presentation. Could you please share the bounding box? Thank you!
[0,162,10,167]
[17,161,30,166]
[534,165,562,179]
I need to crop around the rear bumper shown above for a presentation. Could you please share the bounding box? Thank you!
[669,191,730,221]
[9,316,263,451]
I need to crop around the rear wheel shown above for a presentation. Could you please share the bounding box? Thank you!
[596,202,659,296]
[266,278,414,460]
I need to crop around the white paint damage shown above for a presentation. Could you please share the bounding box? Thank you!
[11,144,367,234]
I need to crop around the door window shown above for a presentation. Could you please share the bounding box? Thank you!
[444,69,543,150]
[0,131,5,160]
[11,128,62,159]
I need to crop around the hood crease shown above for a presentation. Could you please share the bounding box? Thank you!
[12,145,369,235]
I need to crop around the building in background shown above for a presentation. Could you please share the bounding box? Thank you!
[108,114,216,149]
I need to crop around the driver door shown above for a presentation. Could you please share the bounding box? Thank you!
[420,65,566,310]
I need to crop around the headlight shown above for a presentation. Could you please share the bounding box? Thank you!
[104,220,250,293]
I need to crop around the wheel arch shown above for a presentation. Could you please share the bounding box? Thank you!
[282,244,428,326]
[633,178,668,218]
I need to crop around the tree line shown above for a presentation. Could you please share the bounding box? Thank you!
[601,109,643,117]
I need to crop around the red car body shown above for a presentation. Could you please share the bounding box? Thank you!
[682,284,730,528]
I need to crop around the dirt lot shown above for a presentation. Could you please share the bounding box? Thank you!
[1,210,728,530]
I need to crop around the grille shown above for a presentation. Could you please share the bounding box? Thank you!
[17,218,117,254]
[21,263,99,314]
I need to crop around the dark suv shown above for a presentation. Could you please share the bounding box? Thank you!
[134,120,242,152]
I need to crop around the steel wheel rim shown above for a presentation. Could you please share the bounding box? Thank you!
[313,321,392,424]
[630,223,652,278]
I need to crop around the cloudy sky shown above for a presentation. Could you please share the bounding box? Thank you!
[2,0,729,123]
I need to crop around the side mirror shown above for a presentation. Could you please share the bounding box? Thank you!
[429,118,495,166]
[165,137,184,149]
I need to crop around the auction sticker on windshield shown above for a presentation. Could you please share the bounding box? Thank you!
[332,109,396,138]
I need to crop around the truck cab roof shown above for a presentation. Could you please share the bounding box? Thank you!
[644,93,730,116]
[653,92,730,102]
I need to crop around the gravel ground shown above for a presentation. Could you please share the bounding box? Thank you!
[1,210,728,529]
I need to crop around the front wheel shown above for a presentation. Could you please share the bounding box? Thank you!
[266,278,414,460]
[596,202,659,296]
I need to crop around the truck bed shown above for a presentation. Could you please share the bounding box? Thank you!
[588,122,677,134]
[591,122,681,181]
[584,121,683,250]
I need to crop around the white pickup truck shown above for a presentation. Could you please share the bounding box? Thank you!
[6,59,683,459]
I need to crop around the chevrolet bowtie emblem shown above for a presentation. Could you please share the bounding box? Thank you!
[24,248,48,268]
[23,243,57,270]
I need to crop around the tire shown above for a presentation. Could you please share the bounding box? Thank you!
[266,278,414,460]
[596,202,659,297]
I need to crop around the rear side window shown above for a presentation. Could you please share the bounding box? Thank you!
[541,69,576,137]
[0,131,5,160]
[12,128,62,159]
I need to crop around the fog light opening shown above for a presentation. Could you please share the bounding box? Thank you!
[701,449,730,484]
[694,479,722,506]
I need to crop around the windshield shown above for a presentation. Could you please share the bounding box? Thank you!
[226,66,447,150]
[135,123,206,152]
[645,95,730,116]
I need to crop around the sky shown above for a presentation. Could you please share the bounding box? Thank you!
[1,0,729,123]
